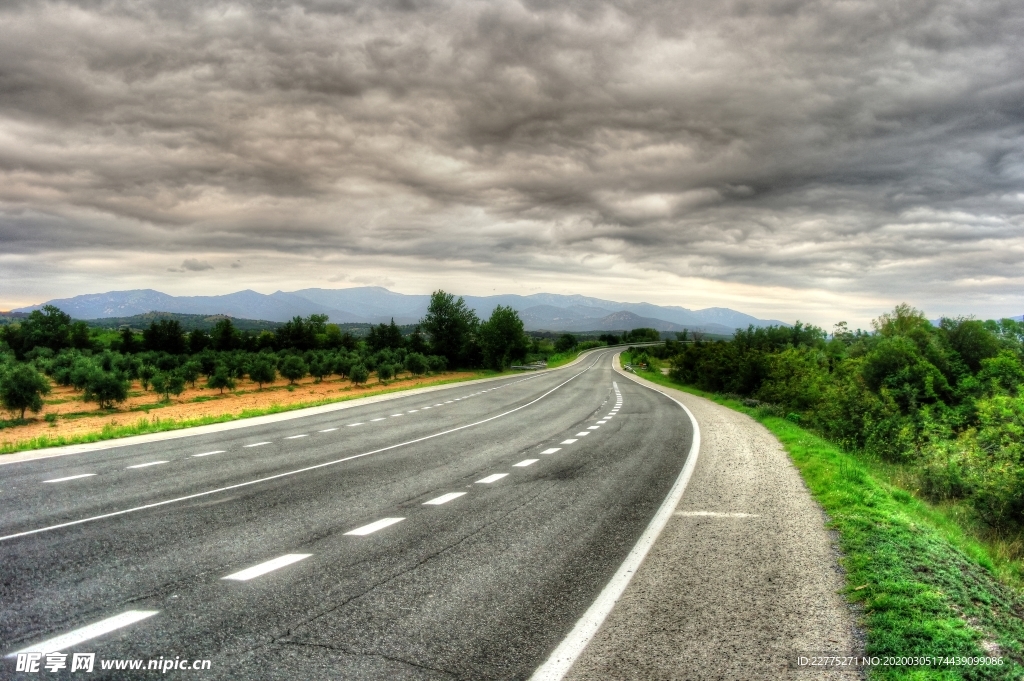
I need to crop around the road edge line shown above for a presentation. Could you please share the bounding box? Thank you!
[528,352,701,681]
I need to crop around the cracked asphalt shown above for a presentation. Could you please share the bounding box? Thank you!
[2,351,694,679]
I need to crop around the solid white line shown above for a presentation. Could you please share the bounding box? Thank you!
[345,517,404,535]
[319,428,338,432]
[529,355,701,681]
[0,357,602,543]
[575,432,590,437]
[560,439,578,444]
[476,473,508,484]
[285,434,308,439]
[43,474,96,483]
[423,492,466,505]
[244,442,270,448]
[6,610,159,656]
[346,423,365,427]
[126,461,168,469]
[192,450,225,457]
[222,554,312,581]
[514,459,538,467]
[675,511,759,518]
[541,448,561,454]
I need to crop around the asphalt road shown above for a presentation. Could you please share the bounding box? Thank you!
[1,351,694,680]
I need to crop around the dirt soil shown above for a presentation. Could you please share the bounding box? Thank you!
[1,372,478,448]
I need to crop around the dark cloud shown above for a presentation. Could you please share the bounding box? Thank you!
[181,258,213,271]
[1,0,1022,322]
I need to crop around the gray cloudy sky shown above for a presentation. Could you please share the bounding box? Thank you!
[1,0,1022,326]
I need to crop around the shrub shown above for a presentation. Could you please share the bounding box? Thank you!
[405,352,428,375]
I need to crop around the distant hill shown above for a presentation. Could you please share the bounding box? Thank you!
[81,312,285,332]
[16,287,791,334]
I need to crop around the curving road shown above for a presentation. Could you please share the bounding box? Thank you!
[1,351,695,680]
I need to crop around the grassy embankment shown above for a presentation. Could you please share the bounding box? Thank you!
[622,352,1024,680]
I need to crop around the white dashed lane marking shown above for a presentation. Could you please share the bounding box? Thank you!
[371,418,386,422]
[192,451,225,457]
[588,426,600,430]
[127,461,168,469]
[597,420,607,424]
[515,459,538,467]
[390,414,403,417]
[541,448,561,455]
[222,554,312,581]
[423,492,466,505]
[6,610,159,656]
[244,442,270,448]
[476,473,508,484]
[560,439,578,444]
[43,474,96,483]
[575,432,590,437]
[319,428,338,432]
[346,423,364,427]
[345,517,405,536]
[285,434,308,439]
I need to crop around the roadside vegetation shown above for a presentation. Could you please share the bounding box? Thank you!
[623,305,1024,678]
[0,291,657,451]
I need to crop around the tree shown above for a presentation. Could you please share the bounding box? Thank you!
[479,306,529,370]
[421,290,479,367]
[0,363,51,419]
[210,318,239,352]
[139,364,156,391]
[249,360,277,389]
[308,355,331,383]
[555,333,577,353]
[151,373,167,400]
[166,373,185,400]
[405,352,428,375]
[280,356,308,384]
[367,319,405,352]
[350,364,369,384]
[119,327,141,354]
[84,371,129,409]
[206,365,236,394]
[142,320,186,354]
[377,363,394,382]
[180,361,201,388]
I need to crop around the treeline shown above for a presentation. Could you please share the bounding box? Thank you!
[632,305,1024,531]
[0,291,626,421]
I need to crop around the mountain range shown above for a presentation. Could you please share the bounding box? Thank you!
[14,288,790,335]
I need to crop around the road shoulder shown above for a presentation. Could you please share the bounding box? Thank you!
[563,363,862,679]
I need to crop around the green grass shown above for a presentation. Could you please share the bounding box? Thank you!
[622,357,1024,680]
[0,371,499,455]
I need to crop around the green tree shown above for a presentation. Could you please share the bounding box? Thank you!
[139,364,156,391]
[377,363,394,382]
[280,356,308,384]
[479,306,529,370]
[350,364,369,384]
[405,352,428,375]
[166,373,185,400]
[367,319,405,352]
[84,371,129,409]
[206,365,236,394]
[555,333,577,353]
[151,373,167,400]
[211,318,239,352]
[249,360,277,389]
[421,290,479,367]
[308,355,330,383]
[0,363,51,419]
[180,361,201,388]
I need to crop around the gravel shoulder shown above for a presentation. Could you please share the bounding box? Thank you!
[563,361,862,680]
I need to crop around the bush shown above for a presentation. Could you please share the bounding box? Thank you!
[0,363,51,419]
[405,352,428,375]
[280,356,307,384]
[206,365,236,394]
[249,360,277,389]
[350,364,369,384]
[377,363,393,382]
[427,355,447,372]
[84,371,129,409]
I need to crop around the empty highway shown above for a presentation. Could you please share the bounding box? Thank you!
[1,351,696,679]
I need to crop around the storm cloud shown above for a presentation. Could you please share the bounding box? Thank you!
[1,0,1022,324]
